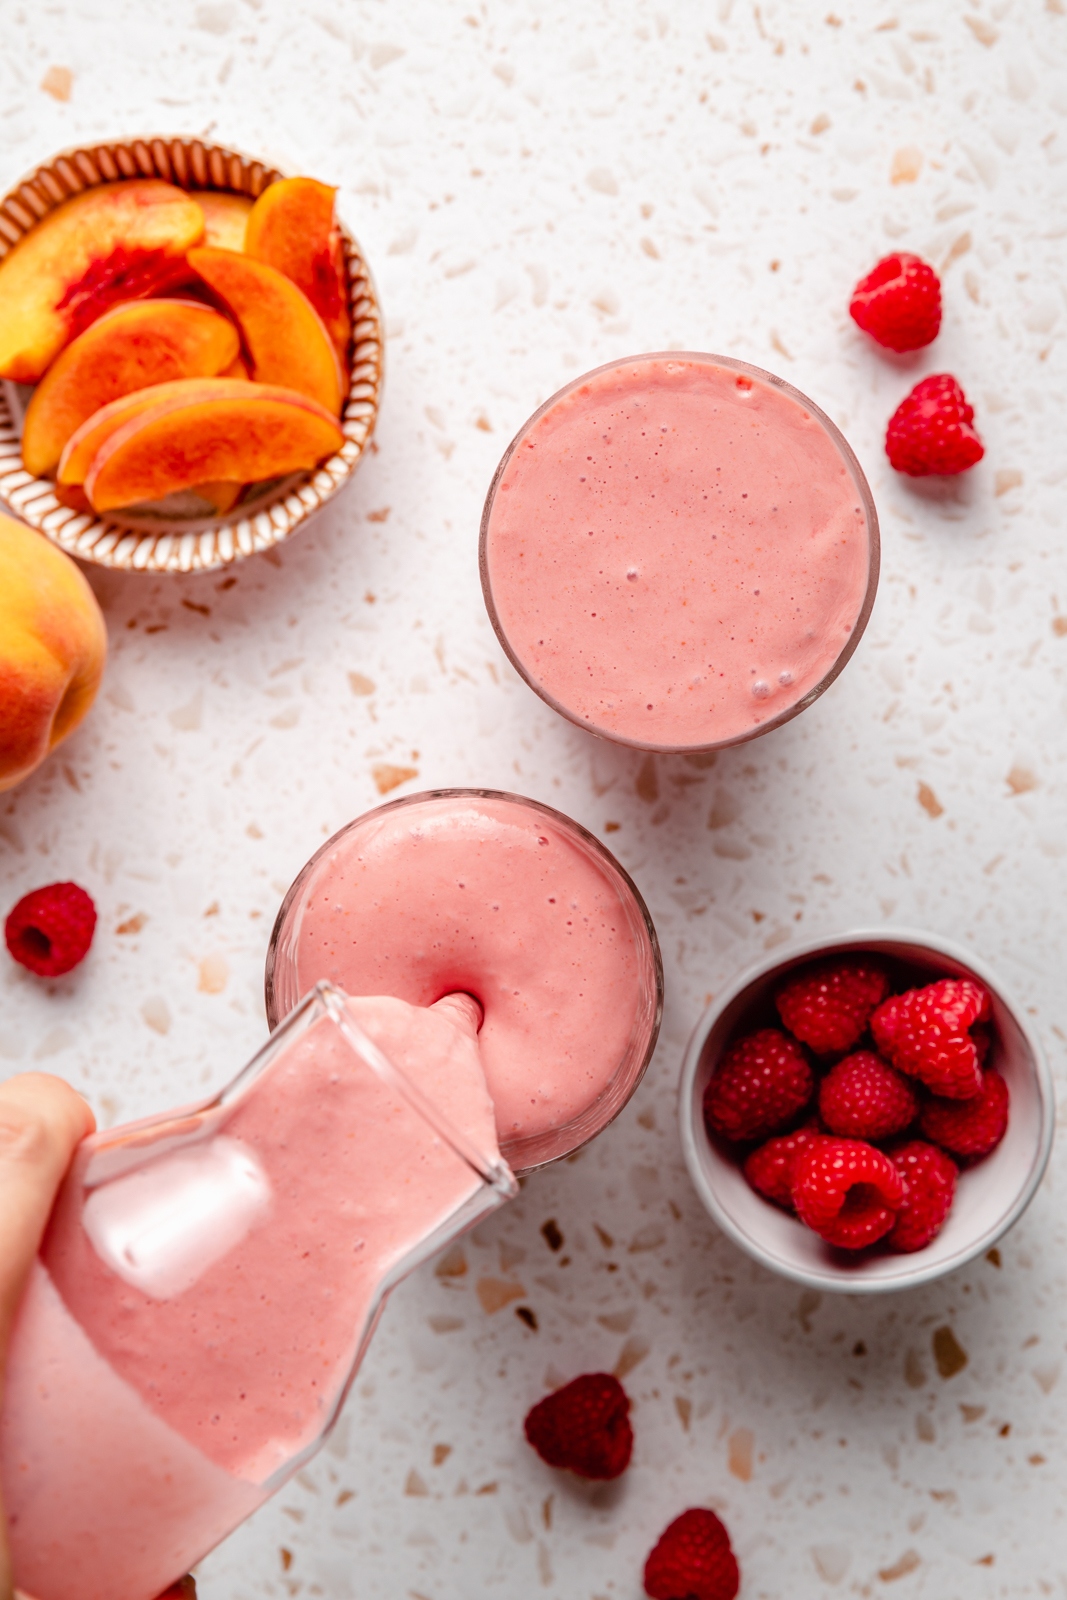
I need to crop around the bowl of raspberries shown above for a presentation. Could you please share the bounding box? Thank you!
[678,930,1053,1292]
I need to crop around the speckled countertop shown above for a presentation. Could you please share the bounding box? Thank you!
[2,1,1067,1595]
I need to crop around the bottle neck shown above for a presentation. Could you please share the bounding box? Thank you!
[429,992,483,1036]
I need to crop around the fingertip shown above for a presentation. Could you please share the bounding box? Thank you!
[0,1071,95,1148]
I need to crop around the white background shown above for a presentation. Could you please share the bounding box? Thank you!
[2,1,1067,1595]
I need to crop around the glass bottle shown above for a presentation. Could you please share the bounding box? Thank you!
[0,983,515,1600]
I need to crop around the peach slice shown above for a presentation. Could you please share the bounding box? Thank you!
[193,481,243,514]
[53,484,92,513]
[0,180,205,383]
[244,177,351,362]
[81,379,344,511]
[220,352,251,380]
[190,191,253,252]
[187,248,344,415]
[21,299,239,476]
[59,378,255,486]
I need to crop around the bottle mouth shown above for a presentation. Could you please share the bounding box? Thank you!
[319,984,517,1199]
[430,992,484,1034]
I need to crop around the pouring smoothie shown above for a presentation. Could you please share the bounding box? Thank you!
[265,789,663,1171]
[1,988,513,1600]
[3,792,661,1597]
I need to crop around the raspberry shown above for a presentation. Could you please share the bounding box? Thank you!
[818,1050,917,1141]
[159,1583,197,1599]
[792,1137,904,1249]
[524,1372,633,1479]
[644,1508,740,1600]
[919,1069,1009,1160]
[886,1140,958,1253]
[885,374,985,477]
[5,882,97,977]
[775,958,890,1055]
[743,1124,824,1209]
[871,978,990,1100]
[703,1028,813,1144]
[849,252,942,352]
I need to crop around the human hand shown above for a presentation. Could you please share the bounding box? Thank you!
[0,1074,199,1600]
[0,1072,94,1600]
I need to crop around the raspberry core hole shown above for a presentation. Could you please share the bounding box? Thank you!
[15,926,52,963]
[839,1183,885,1220]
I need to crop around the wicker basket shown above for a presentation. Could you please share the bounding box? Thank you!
[0,136,383,573]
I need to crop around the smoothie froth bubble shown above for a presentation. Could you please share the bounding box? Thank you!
[480,352,879,752]
[266,789,663,1172]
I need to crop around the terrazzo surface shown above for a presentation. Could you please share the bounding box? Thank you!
[2,0,1067,1595]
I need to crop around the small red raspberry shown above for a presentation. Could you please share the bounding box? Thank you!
[703,1028,813,1144]
[775,958,890,1055]
[849,252,942,352]
[871,978,990,1100]
[644,1508,740,1600]
[818,1050,917,1141]
[524,1373,633,1480]
[886,1140,958,1253]
[792,1137,904,1249]
[885,374,985,477]
[743,1124,824,1209]
[919,1069,1009,1160]
[5,882,97,977]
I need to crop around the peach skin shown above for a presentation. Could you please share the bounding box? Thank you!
[21,299,240,477]
[189,191,253,252]
[244,177,351,363]
[0,180,205,384]
[82,380,345,511]
[187,248,344,415]
[0,513,107,793]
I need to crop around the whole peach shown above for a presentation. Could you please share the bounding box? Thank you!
[0,513,107,791]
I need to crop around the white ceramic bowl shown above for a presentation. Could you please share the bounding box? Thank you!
[678,928,1055,1294]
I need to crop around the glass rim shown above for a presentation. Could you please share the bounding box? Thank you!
[479,349,881,755]
[264,787,665,1175]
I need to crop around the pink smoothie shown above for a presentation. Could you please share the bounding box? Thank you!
[2,993,502,1600]
[1,1263,268,1600]
[481,354,877,750]
[266,792,662,1165]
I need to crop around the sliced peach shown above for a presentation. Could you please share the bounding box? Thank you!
[82,380,344,511]
[21,299,239,477]
[193,481,244,514]
[59,378,252,486]
[0,180,205,383]
[187,248,344,415]
[53,484,92,513]
[220,352,251,380]
[190,191,253,252]
[244,177,351,363]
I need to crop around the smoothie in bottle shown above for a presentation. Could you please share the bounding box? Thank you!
[1,986,514,1600]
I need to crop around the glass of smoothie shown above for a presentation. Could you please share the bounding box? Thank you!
[266,789,664,1173]
[480,352,879,753]
[2,982,515,1600]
